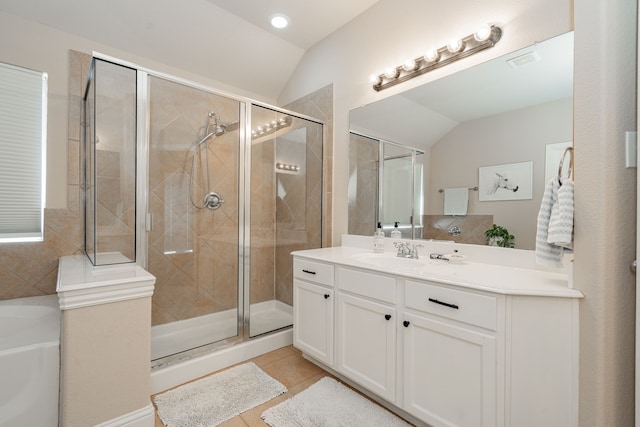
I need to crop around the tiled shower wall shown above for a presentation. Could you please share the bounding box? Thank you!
[347,132,378,237]
[422,215,494,245]
[147,76,242,325]
[279,85,333,305]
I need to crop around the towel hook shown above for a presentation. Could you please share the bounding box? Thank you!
[558,146,573,182]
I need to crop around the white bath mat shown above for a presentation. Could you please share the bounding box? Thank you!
[154,362,287,426]
[261,377,412,427]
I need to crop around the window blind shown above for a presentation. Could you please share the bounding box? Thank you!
[0,62,47,242]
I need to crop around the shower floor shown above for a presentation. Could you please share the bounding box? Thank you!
[151,300,293,361]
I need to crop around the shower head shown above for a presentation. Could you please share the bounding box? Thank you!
[219,120,239,132]
[198,111,239,145]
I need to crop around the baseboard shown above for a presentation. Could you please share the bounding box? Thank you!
[150,328,293,394]
[94,404,155,427]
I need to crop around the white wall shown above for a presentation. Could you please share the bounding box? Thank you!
[0,11,274,210]
[278,0,573,245]
[574,0,637,425]
[281,0,637,424]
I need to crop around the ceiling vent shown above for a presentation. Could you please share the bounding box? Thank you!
[507,51,540,68]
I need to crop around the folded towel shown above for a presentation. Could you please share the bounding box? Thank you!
[444,187,468,216]
[536,178,564,267]
[548,176,574,249]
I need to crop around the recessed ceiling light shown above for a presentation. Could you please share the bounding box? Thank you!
[270,14,289,29]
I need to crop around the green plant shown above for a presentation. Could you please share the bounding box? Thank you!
[484,224,515,248]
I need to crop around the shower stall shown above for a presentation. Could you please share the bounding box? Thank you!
[83,56,324,366]
[348,131,424,239]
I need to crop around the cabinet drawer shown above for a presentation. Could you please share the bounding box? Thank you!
[405,280,497,331]
[293,258,334,287]
[337,267,396,304]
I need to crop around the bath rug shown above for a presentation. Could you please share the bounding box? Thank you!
[261,377,412,427]
[154,362,287,426]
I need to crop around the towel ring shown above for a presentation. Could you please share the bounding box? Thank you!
[558,146,573,182]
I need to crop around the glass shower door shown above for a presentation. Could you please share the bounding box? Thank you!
[382,143,414,238]
[146,75,242,361]
[248,104,323,337]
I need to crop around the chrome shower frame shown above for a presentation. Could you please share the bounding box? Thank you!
[92,52,325,368]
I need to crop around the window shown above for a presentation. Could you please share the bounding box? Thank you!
[0,62,47,242]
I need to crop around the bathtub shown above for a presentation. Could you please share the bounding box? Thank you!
[0,295,60,427]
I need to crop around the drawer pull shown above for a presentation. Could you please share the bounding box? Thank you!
[428,298,459,310]
[385,314,391,321]
[324,294,330,299]
[302,269,317,275]
[403,320,410,327]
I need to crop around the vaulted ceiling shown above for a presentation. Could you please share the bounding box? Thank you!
[0,0,379,100]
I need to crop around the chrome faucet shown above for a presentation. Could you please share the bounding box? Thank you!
[394,242,422,259]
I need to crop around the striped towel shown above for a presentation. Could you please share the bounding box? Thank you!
[536,178,564,267]
[548,176,574,249]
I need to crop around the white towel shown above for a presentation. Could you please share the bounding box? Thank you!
[548,176,574,249]
[444,188,468,216]
[536,178,564,267]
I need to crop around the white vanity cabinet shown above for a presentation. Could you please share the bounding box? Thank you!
[402,280,499,427]
[292,247,581,427]
[336,267,397,402]
[293,259,335,366]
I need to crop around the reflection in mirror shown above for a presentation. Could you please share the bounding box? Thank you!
[348,132,424,239]
[349,32,573,249]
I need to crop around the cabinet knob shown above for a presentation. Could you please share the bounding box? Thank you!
[324,294,330,299]
[403,320,410,327]
[385,314,391,320]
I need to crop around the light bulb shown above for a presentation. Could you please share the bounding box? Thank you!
[402,59,417,72]
[424,49,439,63]
[474,25,492,42]
[384,67,398,79]
[447,38,464,53]
[270,15,289,29]
[369,74,382,85]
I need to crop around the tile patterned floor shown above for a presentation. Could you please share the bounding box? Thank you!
[153,345,413,427]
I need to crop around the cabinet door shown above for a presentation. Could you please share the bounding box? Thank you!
[403,312,496,427]
[293,279,334,366]
[337,292,396,402]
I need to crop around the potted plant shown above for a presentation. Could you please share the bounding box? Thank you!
[484,224,515,248]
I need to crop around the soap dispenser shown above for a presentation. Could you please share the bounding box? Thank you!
[373,222,385,253]
[391,221,402,239]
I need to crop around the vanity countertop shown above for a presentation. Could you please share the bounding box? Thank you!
[292,245,583,299]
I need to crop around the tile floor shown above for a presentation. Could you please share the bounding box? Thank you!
[152,345,412,427]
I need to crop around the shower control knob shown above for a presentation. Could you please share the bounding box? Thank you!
[204,192,224,210]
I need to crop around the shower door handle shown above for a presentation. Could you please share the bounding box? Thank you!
[145,213,153,232]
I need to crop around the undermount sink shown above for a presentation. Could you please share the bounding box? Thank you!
[351,252,429,270]
[351,252,465,274]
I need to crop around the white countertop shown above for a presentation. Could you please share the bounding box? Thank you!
[56,255,156,310]
[292,245,583,299]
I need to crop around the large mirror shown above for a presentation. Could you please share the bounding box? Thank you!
[349,32,573,249]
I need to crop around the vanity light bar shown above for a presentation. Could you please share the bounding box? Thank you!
[251,115,292,139]
[371,25,502,92]
[275,162,300,172]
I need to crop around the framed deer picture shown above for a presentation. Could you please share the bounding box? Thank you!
[478,161,533,201]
